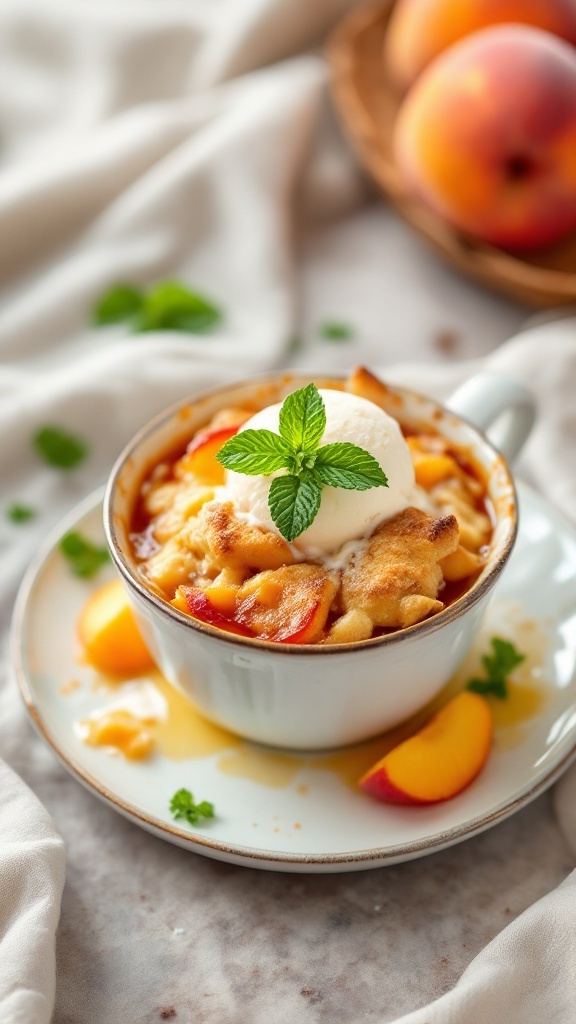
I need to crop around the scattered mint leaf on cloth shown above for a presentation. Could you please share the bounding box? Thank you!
[60,532,110,578]
[467,637,525,699]
[169,788,215,826]
[34,426,88,469]
[92,283,145,325]
[136,281,221,333]
[7,503,35,523]
[216,383,388,542]
[319,321,353,341]
[92,280,222,334]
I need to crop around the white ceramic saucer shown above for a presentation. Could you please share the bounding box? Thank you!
[11,484,576,873]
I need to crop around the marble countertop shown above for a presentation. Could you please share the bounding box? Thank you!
[28,776,576,1022]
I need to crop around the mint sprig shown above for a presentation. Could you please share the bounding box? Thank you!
[169,788,215,826]
[216,384,388,542]
[467,637,525,700]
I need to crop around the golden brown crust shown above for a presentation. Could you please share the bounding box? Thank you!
[200,502,295,572]
[346,366,402,412]
[341,507,459,630]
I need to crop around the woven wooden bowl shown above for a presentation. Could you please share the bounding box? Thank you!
[328,0,576,307]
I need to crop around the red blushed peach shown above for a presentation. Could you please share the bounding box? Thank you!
[386,0,576,93]
[173,586,255,639]
[359,692,493,804]
[178,425,239,485]
[394,25,576,250]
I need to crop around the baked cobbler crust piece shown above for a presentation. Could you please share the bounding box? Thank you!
[339,508,460,631]
[201,502,295,571]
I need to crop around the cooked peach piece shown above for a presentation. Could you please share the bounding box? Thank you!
[177,425,239,485]
[174,586,254,638]
[78,579,155,675]
[205,567,247,615]
[412,453,460,490]
[440,544,485,582]
[359,691,493,804]
[235,564,339,643]
[82,710,154,759]
[341,507,459,629]
[144,533,202,594]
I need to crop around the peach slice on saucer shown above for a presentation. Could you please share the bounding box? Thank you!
[359,691,493,804]
[78,579,155,675]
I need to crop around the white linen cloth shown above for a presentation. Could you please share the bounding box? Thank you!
[0,760,65,1024]
[0,2,575,1022]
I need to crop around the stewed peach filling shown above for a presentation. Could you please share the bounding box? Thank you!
[130,369,492,645]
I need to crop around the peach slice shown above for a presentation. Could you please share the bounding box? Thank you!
[78,579,155,675]
[234,565,338,644]
[359,692,493,804]
[176,586,255,639]
[178,425,239,484]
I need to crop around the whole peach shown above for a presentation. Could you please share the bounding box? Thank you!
[386,0,576,93]
[394,25,576,251]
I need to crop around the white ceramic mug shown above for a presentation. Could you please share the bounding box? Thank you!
[104,371,535,750]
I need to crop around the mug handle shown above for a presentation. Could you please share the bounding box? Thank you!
[445,373,536,463]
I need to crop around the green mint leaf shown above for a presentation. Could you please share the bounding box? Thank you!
[466,637,525,700]
[169,788,215,826]
[278,384,326,453]
[314,443,388,491]
[216,430,291,475]
[60,532,110,578]
[34,426,88,469]
[483,638,525,681]
[135,281,222,334]
[268,471,322,542]
[467,677,508,700]
[7,503,35,523]
[319,321,353,342]
[92,283,145,326]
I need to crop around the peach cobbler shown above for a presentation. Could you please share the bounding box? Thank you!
[130,368,493,645]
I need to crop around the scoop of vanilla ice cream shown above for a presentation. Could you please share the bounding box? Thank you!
[222,388,416,556]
